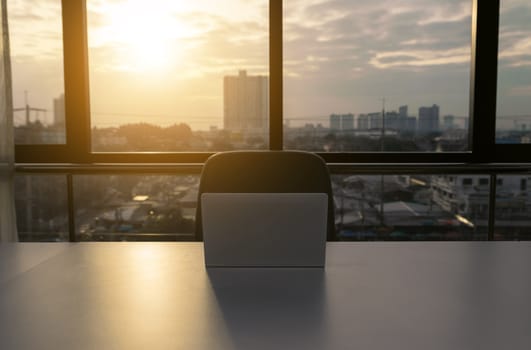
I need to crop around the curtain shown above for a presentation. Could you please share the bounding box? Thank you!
[0,0,17,242]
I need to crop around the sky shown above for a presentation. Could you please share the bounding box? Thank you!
[7,0,531,129]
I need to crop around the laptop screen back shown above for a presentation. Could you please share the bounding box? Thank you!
[201,193,328,267]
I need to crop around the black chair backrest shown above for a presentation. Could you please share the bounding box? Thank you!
[195,151,335,241]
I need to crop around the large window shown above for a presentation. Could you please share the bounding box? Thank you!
[12,0,529,162]
[334,174,487,241]
[494,175,531,240]
[73,175,198,241]
[15,175,68,241]
[9,0,65,144]
[496,0,531,144]
[284,0,472,152]
[9,1,531,241]
[87,0,269,152]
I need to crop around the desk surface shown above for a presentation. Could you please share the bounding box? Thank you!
[1,242,530,350]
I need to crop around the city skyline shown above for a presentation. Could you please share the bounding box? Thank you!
[7,0,531,130]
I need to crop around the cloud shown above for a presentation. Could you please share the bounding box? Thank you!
[283,0,473,117]
[8,0,63,59]
[370,47,470,68]
[508,85,531,97]
[499,0,531,69]
[416,2,471,26]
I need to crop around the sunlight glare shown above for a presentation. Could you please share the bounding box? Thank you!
[101,0,197,73]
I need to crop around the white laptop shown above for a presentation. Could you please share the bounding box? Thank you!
[201,193,328,267]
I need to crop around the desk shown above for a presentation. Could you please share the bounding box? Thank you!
[1,242,530,350]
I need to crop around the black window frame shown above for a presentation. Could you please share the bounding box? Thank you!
[13,0,531,164]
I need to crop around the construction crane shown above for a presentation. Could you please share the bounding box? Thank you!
[13,90,47,125]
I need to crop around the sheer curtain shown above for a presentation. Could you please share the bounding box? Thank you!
[0,0,17,242]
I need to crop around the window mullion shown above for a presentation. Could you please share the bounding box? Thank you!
[269,0,283,150]
[62,0,91,162]
[469,0,499,162]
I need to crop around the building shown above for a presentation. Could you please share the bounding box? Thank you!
[406,117,417,132]
[418,104,439,133]
[330,114,341,131]
[53,94,65,127]
[342,114,354,130]
[368,112,382,129]
[223,70,269,134]
[385,111,399,131]
[397,106,409,132]
[399,105,408,118]
[358,114,369,130]
[432,175,531,221]
[329,113,354,131]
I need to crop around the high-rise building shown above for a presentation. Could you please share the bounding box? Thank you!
[385,111,399,130]
[53,94,65,127]
[330,113,354,131]
[398,105,408,132]
[406,116,417,132]
[368,112,382,129]
[418,104,439,133]
[342,114,354,130]
[358,114,369,130]
[224,70,269,133]
[330,114,341,131]
[399,105,408,118]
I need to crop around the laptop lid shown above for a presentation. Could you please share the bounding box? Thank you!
[201,193,328,267]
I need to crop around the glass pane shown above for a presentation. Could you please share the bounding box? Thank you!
[14,175,68,241]
[9,0,66,144]
[73,175,198,241]
[87,0,269,152]
[284,0,472,152]
[494,175,531,240]
[333,174,487,241]
[496,0,531,144]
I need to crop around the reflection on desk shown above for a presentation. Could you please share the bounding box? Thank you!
[1,242,531,350]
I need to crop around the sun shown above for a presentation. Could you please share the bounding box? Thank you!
[95,0,196,73]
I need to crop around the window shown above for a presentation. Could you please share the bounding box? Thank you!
[74,175,198,241]
[496,0,531,144]
[494,175,531,240]
[9,1,531,241]
[462,178,473,185]
[9,0,65,144]
[335,174,487,241]
[14,175,68,241]
[284,0,472,152]
[86,0,269,152]
[12,0,528,163]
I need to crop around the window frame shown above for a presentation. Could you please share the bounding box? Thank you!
[13,0,531,164]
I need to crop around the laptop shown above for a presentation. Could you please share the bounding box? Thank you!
[201,193,328,267]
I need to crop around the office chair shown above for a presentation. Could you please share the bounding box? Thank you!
[195,150,335,241]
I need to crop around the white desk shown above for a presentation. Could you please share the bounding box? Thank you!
[1,242,530,350]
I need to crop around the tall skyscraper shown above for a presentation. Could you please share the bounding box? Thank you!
[223,70,269,134]
[418,104,439,133]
